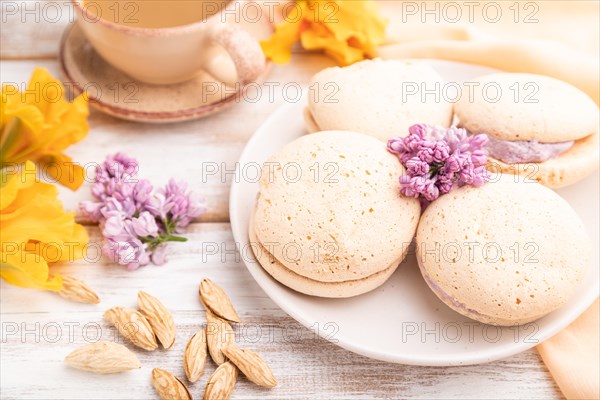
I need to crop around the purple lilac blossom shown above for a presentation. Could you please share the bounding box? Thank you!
[79,153,205,269]
[388,124,490,205]
[151,179,206,231]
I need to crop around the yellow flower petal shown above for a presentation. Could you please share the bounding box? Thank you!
[301,27,365,66]
[0,161,88,292]
[1,177,83,247]
[0,160,36,209]
[260,6,307,64]
[260,0,387,66]
[0,68,89,190]
[39,153,86,191]
[0,251,62,291]
[1,84,45,134]
[23,224,88,263]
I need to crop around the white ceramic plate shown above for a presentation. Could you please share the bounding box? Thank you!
[230,60,599,366]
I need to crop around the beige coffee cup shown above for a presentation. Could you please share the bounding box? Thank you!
[71,0,266,85]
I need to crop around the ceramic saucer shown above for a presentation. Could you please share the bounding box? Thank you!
[59,21,272,123]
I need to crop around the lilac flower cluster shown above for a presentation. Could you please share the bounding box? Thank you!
[388,124,490,204]
[80,153,205,270]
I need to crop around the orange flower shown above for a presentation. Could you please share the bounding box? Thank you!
[0,68,89,190]
[0,161,88,290]
[261,0,387,66]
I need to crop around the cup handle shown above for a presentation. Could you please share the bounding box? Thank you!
[204,24,266,86]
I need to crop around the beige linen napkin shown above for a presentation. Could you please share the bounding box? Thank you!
[538,299,599,399]
[373,1,599,397]
[379,38,600,104]
[376,1,600,104]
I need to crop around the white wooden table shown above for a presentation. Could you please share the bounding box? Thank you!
[0,3,563,399]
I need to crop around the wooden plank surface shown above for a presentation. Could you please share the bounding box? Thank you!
[0,1,570,398]
[0,225,563,399]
